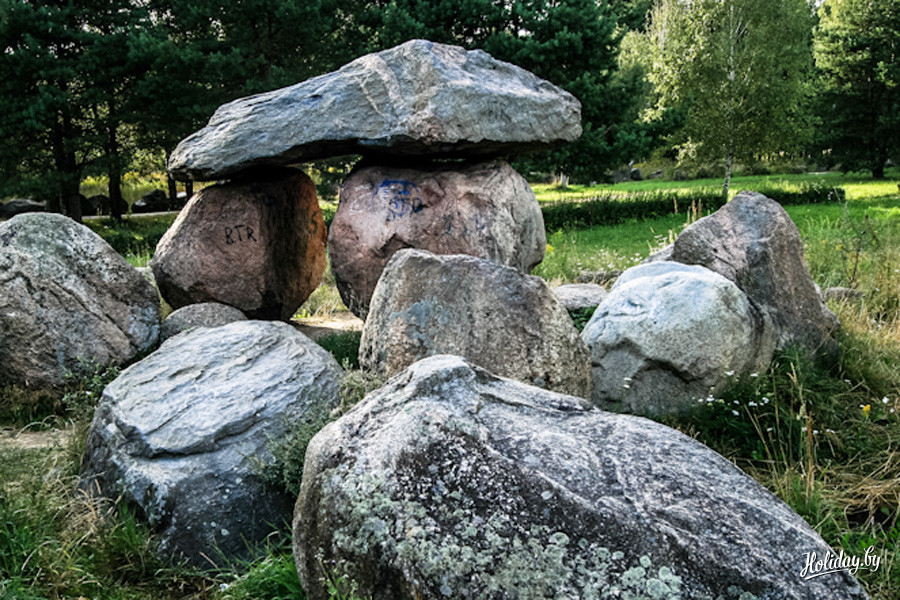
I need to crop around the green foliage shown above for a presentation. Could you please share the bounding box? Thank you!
[60,360,120,423]
[316,332,362,370]
[644,0,816,190]
[85,214,176,257]
[217,535,304,600]
[540,183,843,231]
[567,306,598,333]
[814,0,900,178]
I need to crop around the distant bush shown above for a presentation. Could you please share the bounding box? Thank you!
[541,182,845,231]
[86,216,175,257]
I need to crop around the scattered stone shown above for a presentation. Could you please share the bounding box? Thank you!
[168,39,581,180]
[672,191,839,356]
[359,249,590,398]
[81,321,342,567]
[0,198,44,219]
[160,302,247,341]
[629,167,643,181]
[329,159,546,318]
[551,283,607,312]
[151,168,326,321]
[824,287,864,303]
[132,189,170,213]
[642,244,673,264]
[575,269,622,285]
[294,355,867,600]
[0,213,160,388]
[581,262,774,416]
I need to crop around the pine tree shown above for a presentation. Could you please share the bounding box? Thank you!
[814,0,900,178]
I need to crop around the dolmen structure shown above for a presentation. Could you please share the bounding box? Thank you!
[158,39,581,319]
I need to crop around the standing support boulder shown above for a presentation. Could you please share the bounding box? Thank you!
[329,160,546,318]
[360,249,590,398]
[0,213,160,388]
[294,355,867,600]
[151,168,326,321]
[80,321,343,567]
[672,191,839,357]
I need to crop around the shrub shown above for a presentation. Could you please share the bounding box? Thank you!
[541,183,845,232]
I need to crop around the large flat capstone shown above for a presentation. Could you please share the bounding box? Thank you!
[168,39,582,180]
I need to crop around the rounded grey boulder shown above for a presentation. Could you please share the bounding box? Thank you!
[160,302,247,341]
[294,355,867,600]
[582,262,775,416]
[80,320,342,567]
[359,249,590,398]
[0,213,160,388]
[551,283,608,312]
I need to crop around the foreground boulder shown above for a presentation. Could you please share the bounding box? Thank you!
[359,250,590,397]
[80,321,342,567]
[160,302,247,341]
[294,355,867,600]
[672,191,839,356]
[329,160,546,318]
[0,214,160,388]
[581,263,774,416]
[151,168,326,320]
[168,39,581,180]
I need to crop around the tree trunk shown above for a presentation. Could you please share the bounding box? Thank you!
[873,163,885,179]
[167,172,178,202]
[107,123,125,221]
[51,111,82,223]
[723,150,734,198]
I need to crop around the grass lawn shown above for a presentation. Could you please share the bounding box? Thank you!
[3,169,898,599]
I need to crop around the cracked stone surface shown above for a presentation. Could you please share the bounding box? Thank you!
[0,213,160,388]
[168,39,581,181]
[581,262,775,416]
[329,159,546,319]
[294,355,867,600]
[359,249,590,398]
[79,321,342,566]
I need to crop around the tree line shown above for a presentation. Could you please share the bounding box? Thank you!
[0,0,897,220]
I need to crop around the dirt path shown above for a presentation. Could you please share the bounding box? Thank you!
[292,311,364,341]
[0,425,73,450]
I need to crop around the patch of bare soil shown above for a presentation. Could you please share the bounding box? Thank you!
[0,426,73,450]
[292,311,364,342]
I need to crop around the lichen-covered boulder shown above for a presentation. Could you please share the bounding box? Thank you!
[80,321,342,567]
[160,302,247,341]
[293,355,867,600]
[359,249,590,398]
[672,191,839,356]
[168,39,581,181]
[0,213,160,388]
[329,159,545,318]
[581,262,775,416]
[151,168,325,321]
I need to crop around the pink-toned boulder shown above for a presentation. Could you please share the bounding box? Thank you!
[151,168,326,321]
[328,159,546,318]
